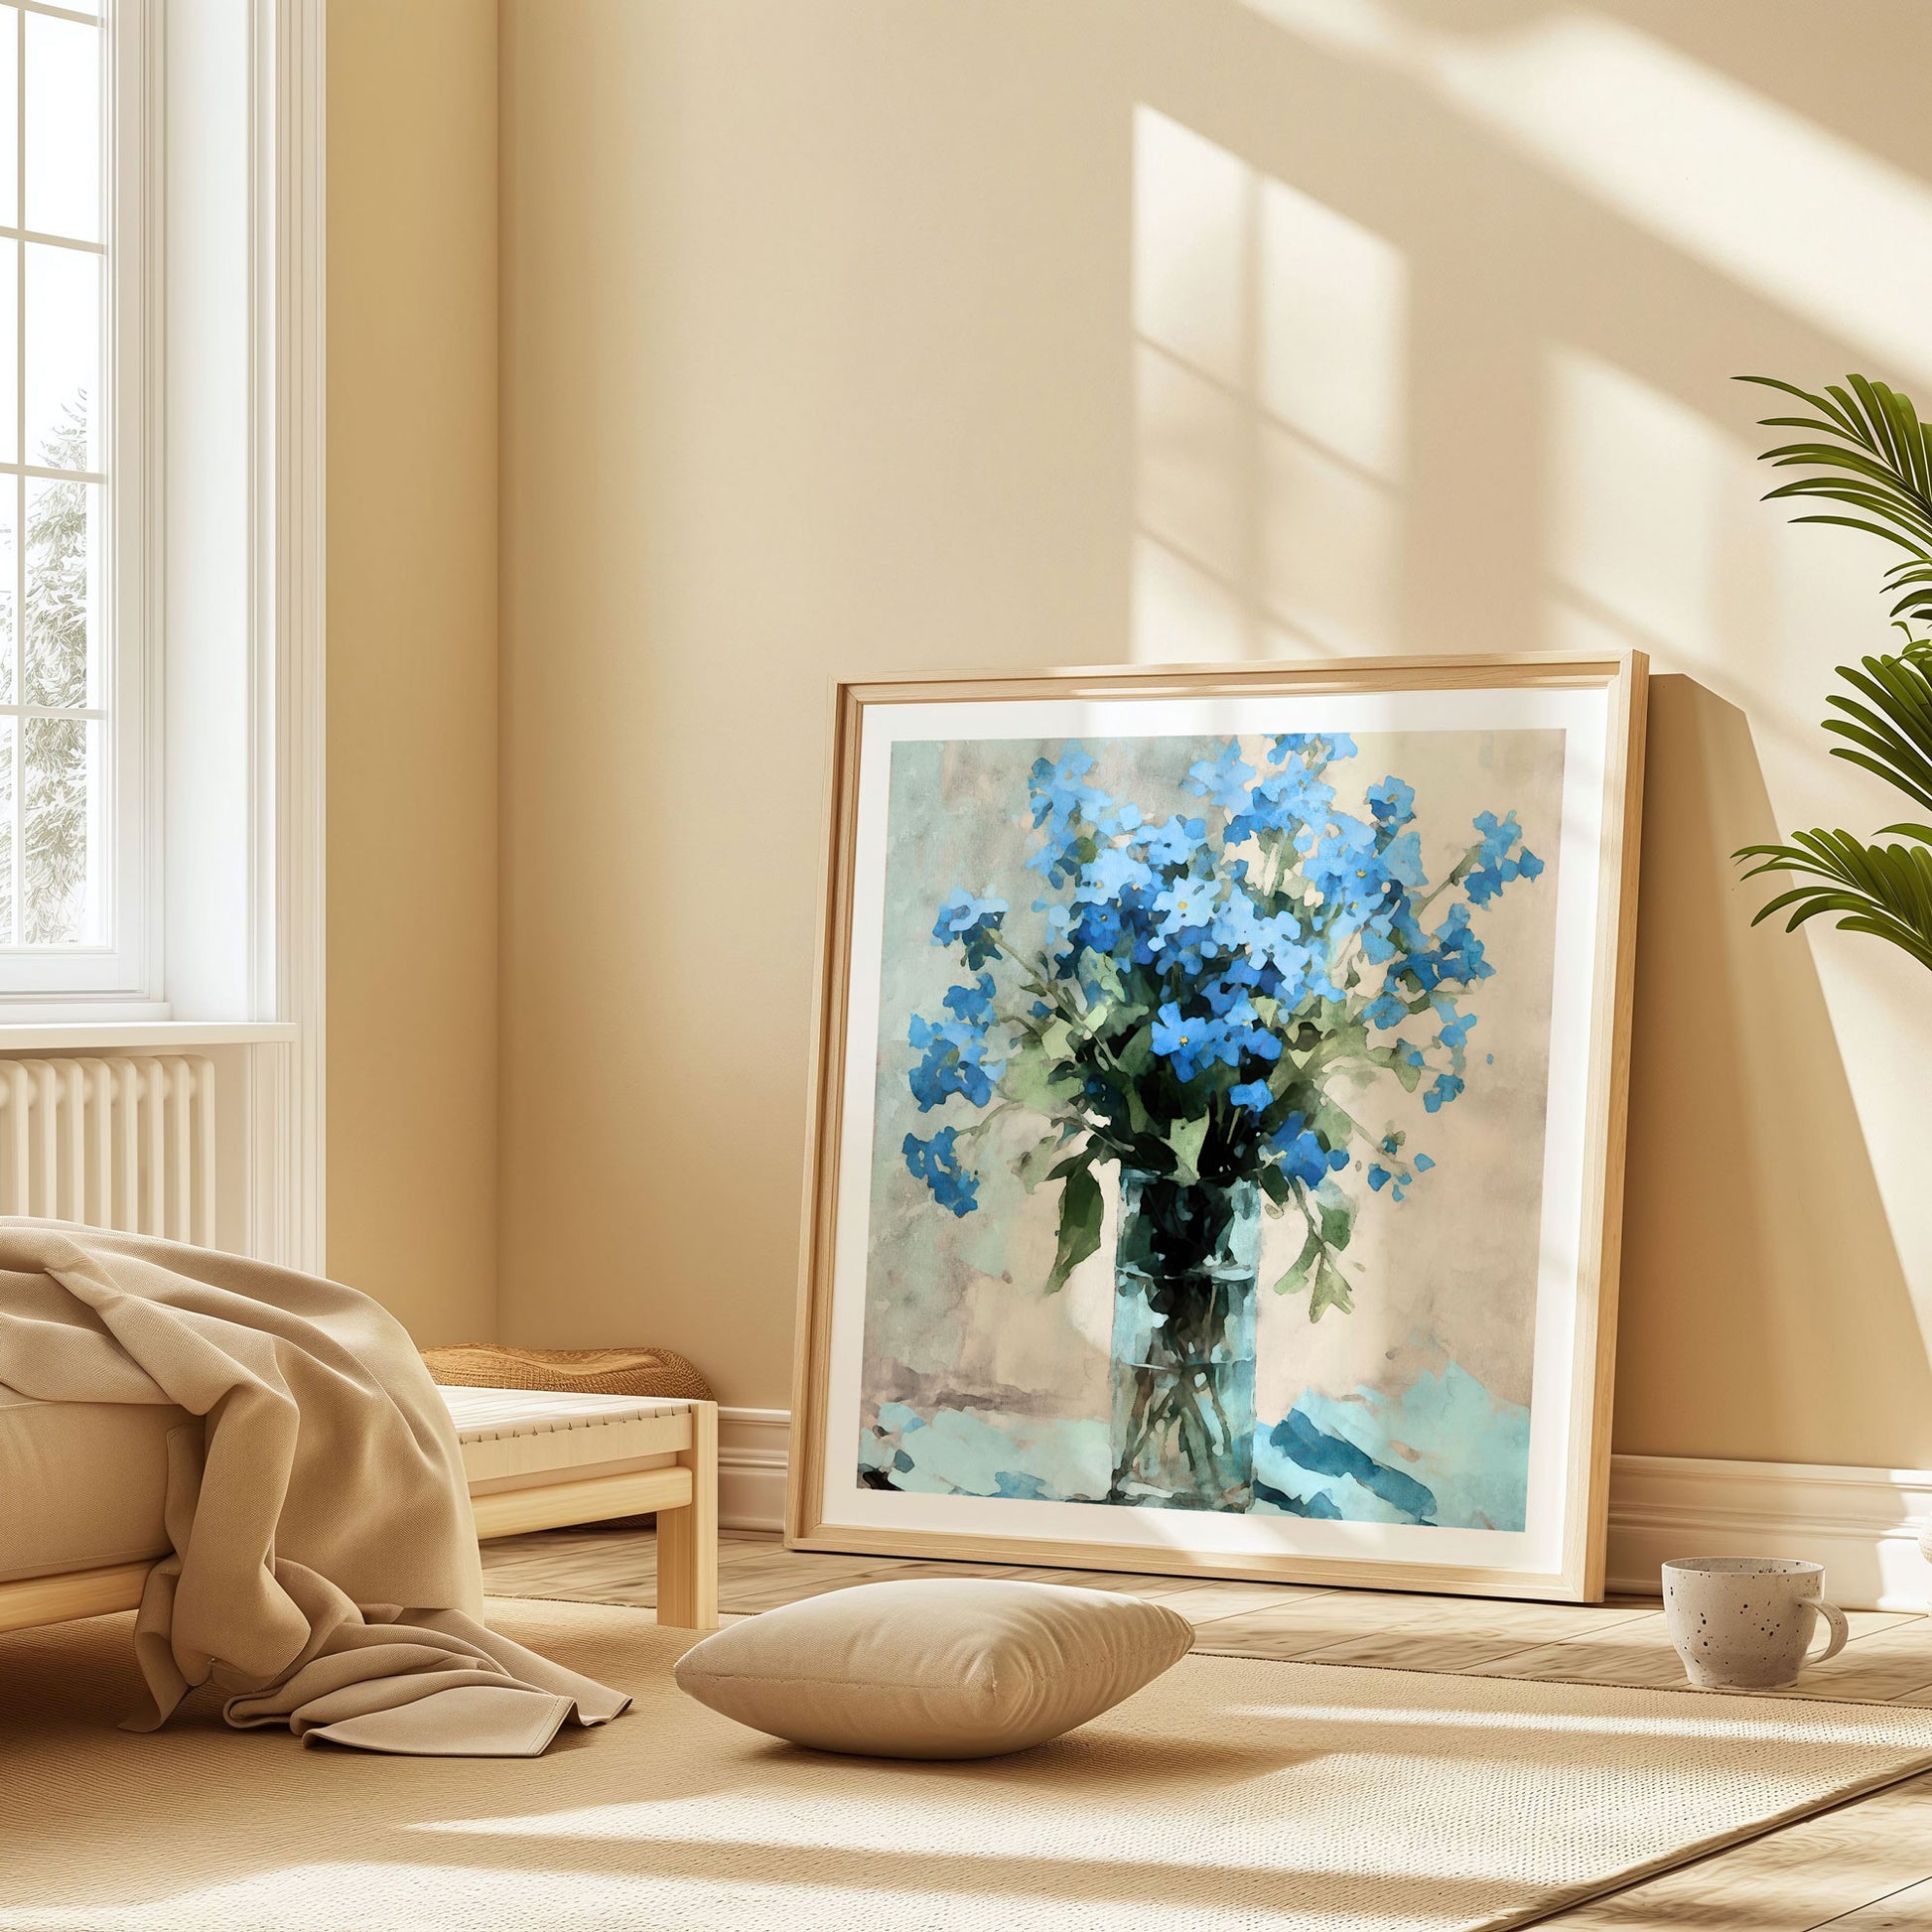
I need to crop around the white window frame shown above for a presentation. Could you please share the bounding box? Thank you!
[0,0,159,1005]
[0,0,325,1274]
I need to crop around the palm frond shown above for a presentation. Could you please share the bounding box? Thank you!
[1733,828,1932,971]
[1738,373,1932,625]
[1821,650,1932,815]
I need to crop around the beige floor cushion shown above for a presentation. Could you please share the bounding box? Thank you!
[674,1578,1194,1759]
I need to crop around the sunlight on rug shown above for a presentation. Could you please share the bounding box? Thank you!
[3,1596,1932,1931]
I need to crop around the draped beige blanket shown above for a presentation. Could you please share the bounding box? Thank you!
[0,1222,630,1755]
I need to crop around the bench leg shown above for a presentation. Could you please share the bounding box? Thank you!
[656,1399,719,1630]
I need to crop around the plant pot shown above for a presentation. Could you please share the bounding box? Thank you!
[1108,1168,1260,1510]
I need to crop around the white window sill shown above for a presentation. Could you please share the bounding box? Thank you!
[0,1021,298,1051]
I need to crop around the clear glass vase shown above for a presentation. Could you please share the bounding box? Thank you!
[1108,1168,1261,1511]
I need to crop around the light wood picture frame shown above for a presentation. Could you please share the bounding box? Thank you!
[789,652,1647,1601]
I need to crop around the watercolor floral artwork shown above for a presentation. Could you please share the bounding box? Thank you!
[792,663,1644,1599]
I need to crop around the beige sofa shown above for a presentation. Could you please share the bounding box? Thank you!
[0,1384,718,1635]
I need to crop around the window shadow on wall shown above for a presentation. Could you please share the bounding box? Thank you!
[1127,0,1932,1452]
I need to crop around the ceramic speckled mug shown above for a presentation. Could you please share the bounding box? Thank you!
[1663,1557,1849,1690]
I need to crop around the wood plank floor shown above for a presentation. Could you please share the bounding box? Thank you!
[483,1526,1932,1929]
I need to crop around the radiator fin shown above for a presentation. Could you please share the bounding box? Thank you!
[0,1056,215,1246]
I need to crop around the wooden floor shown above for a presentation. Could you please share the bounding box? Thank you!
[483,1526,1932,1929]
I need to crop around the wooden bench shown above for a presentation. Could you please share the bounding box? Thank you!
[0,1388,719,1636]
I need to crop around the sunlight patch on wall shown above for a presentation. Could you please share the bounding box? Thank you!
[1240,1,1932,387]
[1540,347,1808,747]
[1545,348,1725,662]
[1131,107,1408,662]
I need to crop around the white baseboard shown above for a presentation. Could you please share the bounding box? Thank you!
[716,1410,1932,1611]
[1606,1453,1932,1612]
[718,1407,791,1533]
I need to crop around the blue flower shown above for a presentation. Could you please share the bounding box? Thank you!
[1029,744,1103,836]
[932,890,1009,969]
[1364,991,1408,1030]
[1430,902,1493,986]
[1069,898,1129,954]
[1184,739,1257,812]
[1151,1001,1224,1081]
[1436,1008,1477,1054]
[1366,775,1416,828]
[1027,745,1114,887]
[1233,1024,1283,1064]
[1464,809,1542,905]
[1152,872,1221,940]
[1423,1072,1465,1113]
[1367,1163,1392,1191]
[1229,1079,1273,1113]
[1382,829,1427,890]
[1385,900,1492,996]
[908,1013,1003,1111]
[1415,1153,1436,1172]
[1076,845,1155,901]
[1270,1112,1350,1188]
[1227,759,1336,843]
[1270,731,1357,765]
[1195,970,1250,1017]
[1142,815,1208,868]
[1209,890,1269,962]
[1238,908,1334,1009]
[1302,814,1394,933]
[941,973,997,1026]
[903,1127,979,1216]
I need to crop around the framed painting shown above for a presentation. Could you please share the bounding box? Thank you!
[789,652,1647,1601]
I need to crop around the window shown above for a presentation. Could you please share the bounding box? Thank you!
[0,0,150,1002]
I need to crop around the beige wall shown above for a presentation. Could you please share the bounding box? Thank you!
[489,0,1932,1465]
[326,0,499,1341]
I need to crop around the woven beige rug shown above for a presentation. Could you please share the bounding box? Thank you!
[5,1598,1932,1931]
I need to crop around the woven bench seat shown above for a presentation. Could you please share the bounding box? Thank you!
[442,1384,693,1492]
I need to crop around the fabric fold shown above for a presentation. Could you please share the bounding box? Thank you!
[0,1221,629,1756]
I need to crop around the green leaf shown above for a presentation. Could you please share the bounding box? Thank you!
[1739,375,1932,617]
[1311,1097,1355,1153]
[1167,1115,1210,1186]
[1002,1046,1083,1118]
[1271,1234,1353,1319]
[1271,1225,1320,1298]
[1038,1018,1075,1062]
[1317,1194,1354,1253]
[1044,1166,1104,1295]
[1307,1254,1355,1320]
[1734,826,1932,970]
[1114,1023,1155,1077]
[1011,1126,1075,1192]
[1085,953,1126,1004]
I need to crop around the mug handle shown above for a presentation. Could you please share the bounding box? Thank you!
[1804,1596,1850,1668]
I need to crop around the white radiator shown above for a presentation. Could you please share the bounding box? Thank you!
[0,1056,215,1246]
